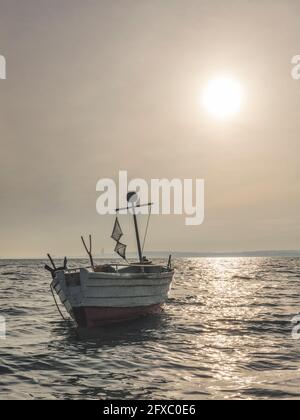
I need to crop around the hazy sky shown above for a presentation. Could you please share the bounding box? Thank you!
[1,0,300,258]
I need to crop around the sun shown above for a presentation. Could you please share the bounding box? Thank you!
[202,77,243,120]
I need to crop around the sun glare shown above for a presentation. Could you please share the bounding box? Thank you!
[202,77,243,120]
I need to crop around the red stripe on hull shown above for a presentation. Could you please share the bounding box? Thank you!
[72,304,163,328]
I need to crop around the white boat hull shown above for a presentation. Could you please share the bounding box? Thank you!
[52,267,174,327]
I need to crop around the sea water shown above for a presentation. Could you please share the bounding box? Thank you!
[0,257,300,400]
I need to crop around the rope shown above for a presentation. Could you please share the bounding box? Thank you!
[142,206,152,253]
[50,284,68,321]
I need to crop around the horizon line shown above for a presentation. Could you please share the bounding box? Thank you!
[1,249,300,260]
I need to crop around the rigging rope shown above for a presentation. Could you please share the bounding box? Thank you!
[50,284,68,321]
[142,206,152,253]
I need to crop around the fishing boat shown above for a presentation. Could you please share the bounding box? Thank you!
[45,192,174,328]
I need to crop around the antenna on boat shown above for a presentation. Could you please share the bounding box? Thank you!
[81,235,95,271]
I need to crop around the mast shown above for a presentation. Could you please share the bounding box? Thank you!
[131,203,143,263]
[126,192,143,263]
[115,192,153,264]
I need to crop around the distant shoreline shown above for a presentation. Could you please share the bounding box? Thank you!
[1,251,300,260]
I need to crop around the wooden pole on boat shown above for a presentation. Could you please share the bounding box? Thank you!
[81,235,95,271]
[167,254,172,270]
[132,204,143,263]
[47,253,56,270]
[126,192,143,263]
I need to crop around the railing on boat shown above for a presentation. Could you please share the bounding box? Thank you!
[63,262,173,274]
